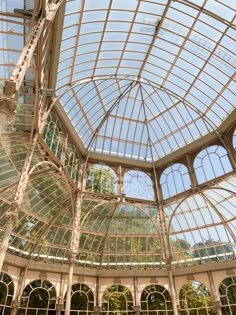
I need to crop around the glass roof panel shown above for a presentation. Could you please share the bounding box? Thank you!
[56,0,236,162]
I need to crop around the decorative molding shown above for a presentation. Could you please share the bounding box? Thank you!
[226,269,235,276]
[150,277,158,283]
[39,271,47,279]
[0,95,16,117]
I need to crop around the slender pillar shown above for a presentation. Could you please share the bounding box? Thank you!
[65,259,74,315]
[0,210,17,271]
[207,271,222,315]
[65,162,86,315]
[56,272,65,315]
[56,303,64,315]
[95,276,101,311]
[152,168,179,315]
[186,154,198,192]
[133,276,140,314]
[0,96,16,135]
[11,301,20,315]
[168,264,179,315]
[11,267,27,315]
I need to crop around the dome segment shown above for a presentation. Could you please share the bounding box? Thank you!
[56,0,236,162]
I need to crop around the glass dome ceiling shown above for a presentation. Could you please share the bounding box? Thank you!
[55,0,236,162]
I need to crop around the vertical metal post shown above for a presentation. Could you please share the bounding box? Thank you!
[0,211,17,271]
[133,276,140,315]
[65,161,85,315]
[65,260,74,315]
[11,267,27,315]
[207,271,222,315]
[168,266,179,315]
[152,167,179,315]
[186,154,198,192]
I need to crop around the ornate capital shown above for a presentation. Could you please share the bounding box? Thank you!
[94,306,101,315]
[56,304,64,312]
[212,300,221,311]
[5,210,18,223]
[134,306,141,315]
[0,95,17,117]
[12,300,20,310]
[166,257,173,269]
[68,250,77,264]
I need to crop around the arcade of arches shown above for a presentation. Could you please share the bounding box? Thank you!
[0,0,236,315]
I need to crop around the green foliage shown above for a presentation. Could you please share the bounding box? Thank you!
[192,239,233,262]
[102,285,133,315]
[43,113,64,160]
[171,238,190,261]
[219,276,236,313]
[86,165,117,194]
[65,143,80,183]
[179,282,215,315]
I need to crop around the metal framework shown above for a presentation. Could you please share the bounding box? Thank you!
[0,0,236,315]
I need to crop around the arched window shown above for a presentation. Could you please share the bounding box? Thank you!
[43,112,64,161]
[101,285,134,315]
[64,283,94,315]
[219,276,236,315]
[86,164,117,194]
[194,145,232,184]
[0,272,14,315]
[140,285,173,315]
[65,142,80,183]
[160,163,191,199]
[19,280,56,315]
[124,170,155,201]
[179,281,214,315]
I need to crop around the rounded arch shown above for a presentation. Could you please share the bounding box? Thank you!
[0,272,14,315]
[10,161,75,263]
[140,284,173,314]
[168,188,236,266]
[124,170,155,201]
[219,276,236,315]
[160,163,191,199]
[85,164,117,194]
[80,200,163,269]
[63,283,94,313]
[179,281,214,314]
[101,285,134,315]
[194,145,233,184]
[19,279,56,315]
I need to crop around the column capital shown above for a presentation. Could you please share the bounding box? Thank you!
[12,300,21,310]
[68,250,77,264]
[94,306,101,315]
[134,305,141,315]
[5,210,18,223]
[56,304,64,312]
[212,300,221,311]
[0,95,16,118]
